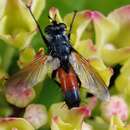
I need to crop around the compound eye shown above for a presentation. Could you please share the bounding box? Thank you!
[59,23,67,30]
[44,25,53,33]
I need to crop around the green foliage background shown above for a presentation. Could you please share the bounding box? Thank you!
[0,0,130,130]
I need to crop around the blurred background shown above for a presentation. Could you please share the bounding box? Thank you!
[33,0,130,50]
[0,1,130,130]
[40,0,130,25]
[0,0,130,111]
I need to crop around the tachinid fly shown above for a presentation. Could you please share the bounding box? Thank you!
[6,4,110,109]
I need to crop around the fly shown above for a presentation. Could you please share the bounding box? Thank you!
[6,3,110,109]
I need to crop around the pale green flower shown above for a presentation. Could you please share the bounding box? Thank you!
[101,96,128,122]
[0,0,45,49]
[64,5,130,65]
[5,85,35,108]
[101,5,130,65]
[109,116,130,130]
[0,118,34,130]
[18,47,36,68]
[49,102,91,130]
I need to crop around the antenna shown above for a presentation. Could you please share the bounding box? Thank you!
[48,15,57,24]
[26,4,48,44]
[68,10,77,39]
[48,15,53,21]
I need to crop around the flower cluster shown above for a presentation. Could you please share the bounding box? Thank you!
[0,0,130,130]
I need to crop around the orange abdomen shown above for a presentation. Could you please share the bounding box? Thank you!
[57,68,80,108]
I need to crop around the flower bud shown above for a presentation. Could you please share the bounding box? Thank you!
[82,122,93,130]
[5,83,35,108]
[24,104,48,129]
[101,96,128,121]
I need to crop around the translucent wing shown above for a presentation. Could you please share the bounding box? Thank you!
[6,51,60,89]
[69,52,110,101]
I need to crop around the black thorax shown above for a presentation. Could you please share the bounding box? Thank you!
[47,34,72,72]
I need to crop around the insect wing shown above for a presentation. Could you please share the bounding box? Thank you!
[6,53,60,89]
[69,52,110,101]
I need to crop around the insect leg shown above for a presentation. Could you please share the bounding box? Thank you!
[68,10,77,39]
[76,74,81,88]
[51,69,58,79]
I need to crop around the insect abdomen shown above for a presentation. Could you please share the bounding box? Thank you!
[57,68,80,109]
